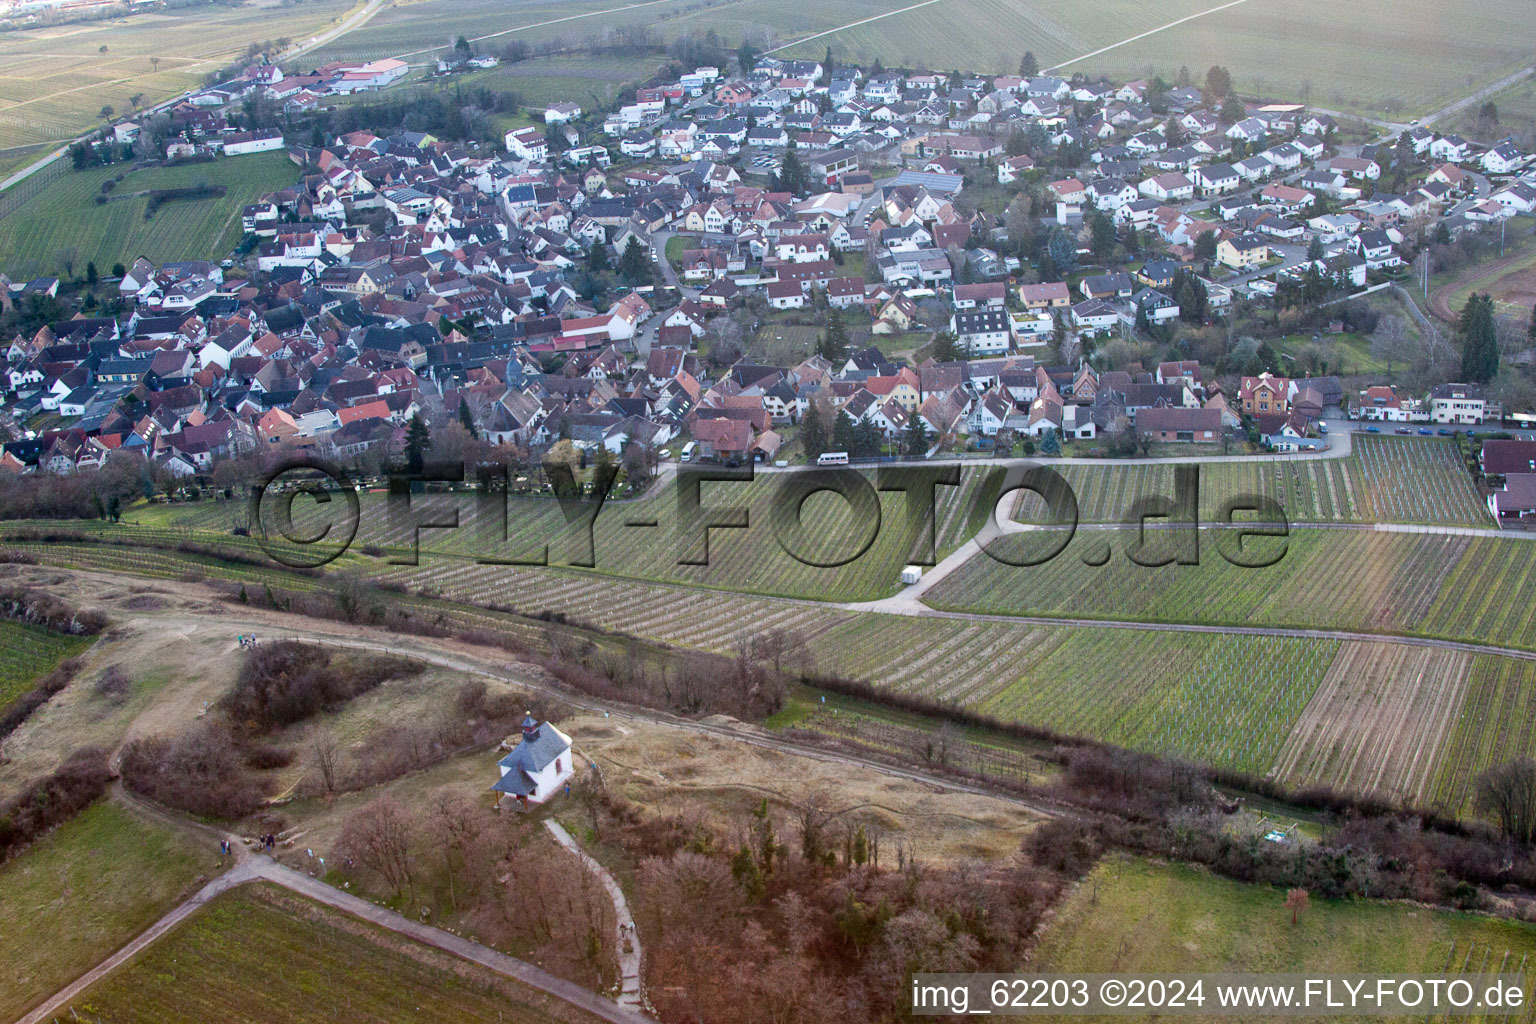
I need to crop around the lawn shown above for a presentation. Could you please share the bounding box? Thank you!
[0,618,92,718]
[1035,854,1536,981]
[0,799,218,1023]
[0,0,357,152]
[0,150,299,279]
[71,882,609,1024]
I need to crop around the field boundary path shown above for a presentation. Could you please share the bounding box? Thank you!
[544,819,646,1013]
[19,793,652,1024]
[1045,0,1257,73]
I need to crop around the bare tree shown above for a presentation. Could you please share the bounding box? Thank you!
[309,726,340,794]
[1475,759,1536,844]
[338,796,416,898]
[1370,313,1407,375]
[428,790,482,910]
[1284,887,1310,925]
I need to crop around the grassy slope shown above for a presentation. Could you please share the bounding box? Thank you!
[1037,854,1536,980]
[73,882,608,1024]
[0,619,90,716]
[0,800,218,1022]
[0,151,299,279]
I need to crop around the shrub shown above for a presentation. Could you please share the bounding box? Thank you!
[0,747,112,863]
[220,641,422,733]
[120,721,265,819]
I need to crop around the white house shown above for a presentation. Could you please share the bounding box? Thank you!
[492,714,573,806]
[1192,163,1240,195]
[544,101,583,124]
[1483,142,1527,175]
[505,126,548,162]
[1431,134,1473,164]
[1139,172,1194,202]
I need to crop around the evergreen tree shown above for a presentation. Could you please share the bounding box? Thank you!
[1306,235,1324,262]
[831,410,857,453]
[1205,65,1232,98]
[1528,303,1536,346]
[1039,428,1061,456]
[931,331,961,362]
[1220,94,1245,124]
[904,410,930,456]
[818,310,850,361]
[1458,292,1500,383]
[588,240,611,272]
[457,397,477,438]
[617,236,651,285]
[1194,231,1218,264]
[1088,210,1116,261]
[1018,51,1039,77]
[852,417,883,458]
[778,145,809,195]
[404,413,430,474]
[1047,227,1077,273]
[800,399,828,457]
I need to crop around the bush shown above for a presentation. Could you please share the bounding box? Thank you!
[220,641,421,733]
[94,663,132,703]
[0,656,84,739]
[0,747,112,863]
[120,722,265,819]
[0,585,108,634]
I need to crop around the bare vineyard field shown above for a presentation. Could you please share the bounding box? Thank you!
[985,630,1338,774]
[302,0,894,65]
[782,0,1213,77]
[924,528,1523,642]
[0,0,355,151]
[126,465,993,603]
[1019,437,1487,527]
[1052,0,1533,116]
[1270,642,1472,804]
[1430,657,1536,814]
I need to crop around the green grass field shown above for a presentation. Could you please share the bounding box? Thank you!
[0,151,298,278]
[0,800,218,1022]
[1036,854,1536,990]
[71,882,608,1024]
[0,0,357,151]
[0,618,91,717]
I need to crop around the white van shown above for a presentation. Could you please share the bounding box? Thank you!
[816,451,849,466]
[680,441,697,463]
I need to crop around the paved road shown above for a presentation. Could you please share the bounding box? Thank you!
[545,820,645,1011]
[19,805,652,1024]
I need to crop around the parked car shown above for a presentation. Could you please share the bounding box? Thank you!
[1366,426,1381,433]
[1437,428,1454,436]
[1418,427,1432,435]
[1395,427,1412,435]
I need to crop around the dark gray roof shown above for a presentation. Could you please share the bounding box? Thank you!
[492,720,569,796]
